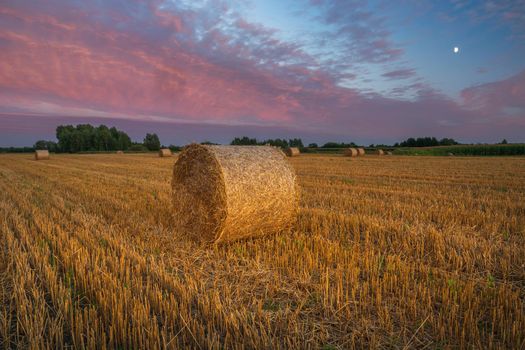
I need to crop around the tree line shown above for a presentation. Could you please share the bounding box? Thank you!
[230,137,363,149]
[394,137,458,147]
[230,136,305,148]
[1,126,518,154]
[54,124,132,152]
[227,137,518,149]
[31,124,165,153]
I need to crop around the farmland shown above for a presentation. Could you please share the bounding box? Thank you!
[1,153,524,349]
[393,144,525,156]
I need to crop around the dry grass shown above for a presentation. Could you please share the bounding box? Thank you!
[0,153,524,349]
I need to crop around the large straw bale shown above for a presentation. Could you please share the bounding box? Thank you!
[34,150,49,160]
[172,144,299,243]
[376,149,384,155]
[159,148,172,157]
[284,147,300,157]
[344,148,358,157]
[357,148,365,156]
[116,150,124,154]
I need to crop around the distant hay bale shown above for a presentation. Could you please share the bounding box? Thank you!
[159,148,172,157]
[448,152,454,156]
[116,150,124,154]
[357,148,365,156]
[34,150,49,160]
[386,151,393,155]
[172,144,299,243]
[376,149,384,155]
[343,148,358,157]
[284,147,300,157]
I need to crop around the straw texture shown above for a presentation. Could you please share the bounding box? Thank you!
[357,148,365,156]
[344,148,358,157]
[172,144,299,243]
[284,147,300,157]
[159,148,172,157]
[34,150,49,160]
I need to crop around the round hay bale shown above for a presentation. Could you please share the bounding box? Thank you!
[386,151,393,155]
[448,152,454,156]
[159,148,172,157]
[116,150,124,154]
[343,148,358,157]
[376,149,384,155]
[357,148,365,156]
[34,150,49,160]
[172,144,299,243]
[284,147,300,157]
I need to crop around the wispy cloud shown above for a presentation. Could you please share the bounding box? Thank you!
[382,68,417,80]
[461,69,525,119]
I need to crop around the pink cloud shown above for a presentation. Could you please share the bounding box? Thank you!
[461,69,525,118]
[0,0,524,144]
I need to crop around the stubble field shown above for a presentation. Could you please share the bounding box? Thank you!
[0,153,524,349]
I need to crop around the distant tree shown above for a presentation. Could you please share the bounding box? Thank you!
[55,124,132,152]
[230,136,258,145]
[96,125,114,151]
[288,138,304,148]
[56,125,75,152]
[401,138,415,147]
[322,142,356,148]
[399,137,458,147]
[34,140,57,152]
[308,143,318,148]
[0,147,34,153]
[439,138,459,146]
[168,144,182,152]
[500,139,508,144]
[110,127,131,150]
[129,143,148,152]
[201,141,219,145]
[262,138,289,148]
[143,133,161,151]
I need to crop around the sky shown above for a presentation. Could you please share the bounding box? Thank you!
[1,0,524,146]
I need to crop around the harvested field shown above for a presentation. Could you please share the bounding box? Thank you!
[1,153,524,349]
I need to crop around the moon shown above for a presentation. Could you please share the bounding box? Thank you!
[453,46,460,53]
